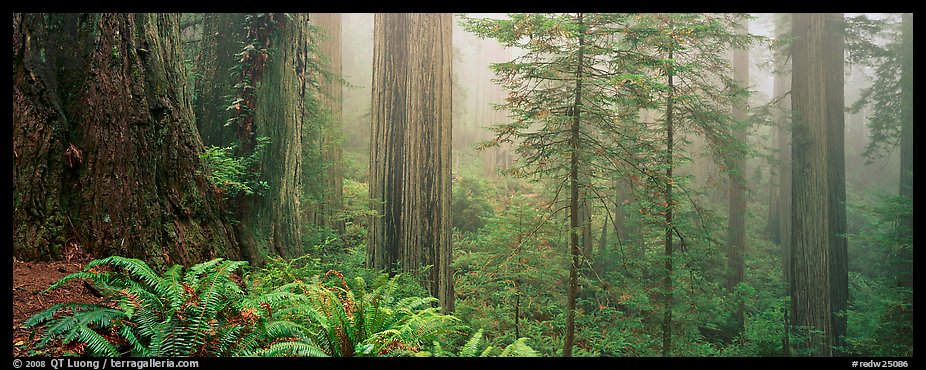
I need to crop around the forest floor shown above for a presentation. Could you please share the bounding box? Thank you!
[12,245,102,357]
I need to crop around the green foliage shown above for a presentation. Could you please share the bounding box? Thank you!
[24,255,481,358]
[251,254,322,293]
[453,193,568,356]
[24,257,324,357]
[419,328,539,357]
[845,14,907,162]
[451,174,495,233]
[336,179,378,247]
[199,137,271,198]
[844,274,912,356]
[841,192,913,356]
[296,272,466,357]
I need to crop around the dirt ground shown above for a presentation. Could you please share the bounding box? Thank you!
[12,245,103,357]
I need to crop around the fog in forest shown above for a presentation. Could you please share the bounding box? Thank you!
[12,12,912,361]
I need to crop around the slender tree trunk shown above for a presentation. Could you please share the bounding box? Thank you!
[369,13,454,311]
[775,14,794,357]
[514,212,524,339]
[899,13,913,203]
[12,13,239,265]
[580,192,593,260]
[898,13,913,288]
[563,12,585,358]
[309,13,345,235]
[790,13,834,357]
[615,176,643,278]
[599,210,609,259]
[726,17,749,337]
[767,130,781,244]
[662,46,675,358]
[774,12,794,301]
[824,12,848,356]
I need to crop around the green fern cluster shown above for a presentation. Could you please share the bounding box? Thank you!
[306,272,467,356]
[24,257,478,357]
[24,256,324,357]
[422,329,539,357]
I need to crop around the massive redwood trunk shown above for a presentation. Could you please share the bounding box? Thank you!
[12,13,239,265]
[369,13,454,311]
[787,13,849,357]
[195,13,310,263]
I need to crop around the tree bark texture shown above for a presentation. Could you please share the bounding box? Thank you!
[369,13,454,311]
[193,14,243,148]
[774,14,793,296]
[824,12,848,355]
[790,13,834,357]
[899,13,913,244]
[195,13,309,263]
[12,13,239,265]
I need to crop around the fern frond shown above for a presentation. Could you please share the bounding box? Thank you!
[183,258,225,287]
[314,327,335,356]
[87,256,164,292]
[188,260,247,351]
[214,324,245,355]
[396,296,438,311]
[42,271,120,293]
[274,305,326,326]
[251,341,329,357]
[498,338,538,357]
[72,325,121,357]
[118,324,149,356]
[460,329,484,357]
[24,303,97,328]
[245,291,313,311]
[262,320,312,341]
[161,264,187,312]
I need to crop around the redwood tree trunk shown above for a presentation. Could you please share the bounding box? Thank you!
[12,13,239,265]
[897,13,913,288]
[774,14,793,296]
[195,13,309,263]
[194,14,243,148]
[309,13,345,235]
[726,17,749,337]
[790,13,834,357]
[824,12,848,355]
[369,13,454,311]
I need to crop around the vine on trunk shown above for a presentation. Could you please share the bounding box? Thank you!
[227,13,290,156]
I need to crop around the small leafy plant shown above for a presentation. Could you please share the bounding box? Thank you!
[199,136,270,198]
